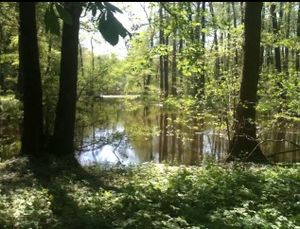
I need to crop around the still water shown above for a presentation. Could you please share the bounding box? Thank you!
[76,98,300,166]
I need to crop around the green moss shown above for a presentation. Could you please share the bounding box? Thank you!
[0,158,299,228]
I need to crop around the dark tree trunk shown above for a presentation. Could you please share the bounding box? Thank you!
[51,3,82,156]
[159,3,164,97]
[227,2,268,163]
[19,2,44,157]
[171,30,177,96]
[283,2,291,73]
[209,2,220,80]
[270,4,282,73]
[187,3,193,41]
[195,2,201,42]
[198,1,206,98]
[270,3,287,113]
[164,36,169,98]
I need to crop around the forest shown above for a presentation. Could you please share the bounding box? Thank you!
[0,2,299,228]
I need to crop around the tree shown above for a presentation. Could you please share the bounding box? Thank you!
[159,3,164,97]
[50,2,129,157]
[19,2,44,157]
[51,2,82,156]
[226,2,268,163]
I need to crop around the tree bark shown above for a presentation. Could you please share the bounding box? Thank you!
[270,4,282,73]
[171,29,177,96]
[283,2,291,73]
[159,3,164,97]
[51,2,82,156]
[19,2,44,157]
[164,36,169,98]
[227,2,268,163]
[209,2,220,80]
[240,2,244,24]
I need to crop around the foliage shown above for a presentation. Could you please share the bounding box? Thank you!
[0,95,22,121]
[0,158,299,228]
[0,95,22,160]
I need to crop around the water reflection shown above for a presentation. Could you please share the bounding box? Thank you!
[76,99,300,166]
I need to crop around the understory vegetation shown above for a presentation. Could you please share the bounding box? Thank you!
[0,158,299,228]
[0,2,300,228]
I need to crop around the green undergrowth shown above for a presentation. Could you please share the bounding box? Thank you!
[0,157,299,228]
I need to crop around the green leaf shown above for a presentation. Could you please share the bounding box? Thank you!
[98,12,119,46]
[44,5,60,36]
[55,4,73,25]
[98,11,129,46]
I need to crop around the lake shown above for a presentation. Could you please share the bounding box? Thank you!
[75,98,300,166]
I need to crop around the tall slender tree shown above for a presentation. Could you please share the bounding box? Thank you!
[19,2,44,157]
[159,3,164,97]
[227,2,268,163]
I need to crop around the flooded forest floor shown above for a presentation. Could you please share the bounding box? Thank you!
[0,157,299,228]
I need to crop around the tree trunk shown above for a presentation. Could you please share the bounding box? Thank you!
[159,3,164,97]
[164,36,169,98]
[271,3,287,113]
[171,30,177,96]
[198,1,206,98]
[283,2,291,73]
[19,2,44,157]
[195,2,201,42]
[51,3,82,156]
[240,2,244,24]
[227,2,268,163]
[270,4,282,73]
[209,2,220,80]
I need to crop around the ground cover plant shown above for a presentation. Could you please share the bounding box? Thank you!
[0,158,299,228]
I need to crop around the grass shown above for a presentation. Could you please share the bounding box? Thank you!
[0,157,299,228]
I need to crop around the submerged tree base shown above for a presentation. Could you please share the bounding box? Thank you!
[0,157,299,228]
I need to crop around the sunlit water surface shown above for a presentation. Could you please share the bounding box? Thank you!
[76,98,300,166]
